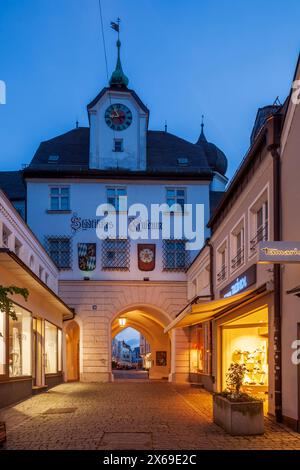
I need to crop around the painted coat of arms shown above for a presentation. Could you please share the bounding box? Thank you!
[78,243,96,271]
[138,244,156,271]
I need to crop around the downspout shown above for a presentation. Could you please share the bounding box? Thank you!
[207,240,215,377]
[267,113,283,423]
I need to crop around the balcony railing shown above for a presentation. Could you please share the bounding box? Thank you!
[250,223,268,254]
[231,247,245,271]
[217,264,227,283]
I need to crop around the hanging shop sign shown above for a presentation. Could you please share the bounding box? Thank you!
[137,244,156,271]
[258,241,300,264]
[78,243,96,271]
[220,264,257,298]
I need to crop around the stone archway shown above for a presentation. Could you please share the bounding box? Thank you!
[110,305,172,380]
[59,280,190,383]
[65,320,80,381]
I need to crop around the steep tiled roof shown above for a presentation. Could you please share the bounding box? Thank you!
[0,171,26,200]
[28,127,227,177]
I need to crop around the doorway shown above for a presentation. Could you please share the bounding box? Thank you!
[66,321,80,381]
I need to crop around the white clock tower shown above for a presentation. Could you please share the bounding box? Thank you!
[88,34,149,171]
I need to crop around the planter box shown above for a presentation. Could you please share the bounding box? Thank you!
[213,395,264,436]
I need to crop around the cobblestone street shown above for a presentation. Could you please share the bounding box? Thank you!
[1,382,300,450]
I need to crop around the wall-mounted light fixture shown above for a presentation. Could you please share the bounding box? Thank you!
[118,317,126,327]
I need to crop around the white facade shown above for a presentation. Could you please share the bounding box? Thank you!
[26,178,211,281]
[0,189,58,293]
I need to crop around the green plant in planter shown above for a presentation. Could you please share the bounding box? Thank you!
[226,363,246,397]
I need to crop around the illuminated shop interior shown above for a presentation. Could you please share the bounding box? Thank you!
[221,306,268,399]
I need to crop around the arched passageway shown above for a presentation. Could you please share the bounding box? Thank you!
[111,305,171,380]
[66,321,80,381]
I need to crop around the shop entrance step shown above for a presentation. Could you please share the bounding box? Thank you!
[190,382,204,388]
[32,385,48,395]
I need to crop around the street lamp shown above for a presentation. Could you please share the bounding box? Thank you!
[118,317,126,327]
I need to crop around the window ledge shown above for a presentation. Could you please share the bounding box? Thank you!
[46,210,72,214]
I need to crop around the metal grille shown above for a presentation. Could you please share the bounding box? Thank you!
[102,239,130,271]
[250,223,268,254]
[45,236,72,270]
[162,239,189,271]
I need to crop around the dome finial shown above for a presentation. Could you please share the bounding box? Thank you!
[109,18,129,88]
[197,114,207,143]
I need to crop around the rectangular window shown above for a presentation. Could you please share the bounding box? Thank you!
[9,305,32,377]
[231,226,245,271]
[113,138,124,152]
[47,237,71,269]
[2,224,10,247]
[163,240,188,271]
[50,187,70,211]
[14,238,22,257]
[45,321,58,374]
[217,241,227,283]
[106,187,127,212]
[250,199,268,254]
[166,188,186,211]
[0,310,5,375]
[102,239,130,270]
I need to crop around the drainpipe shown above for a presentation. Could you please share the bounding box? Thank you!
[267,113,283,423]
[207,240,214,377]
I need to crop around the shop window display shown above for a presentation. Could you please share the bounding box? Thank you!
[45,321,58,374]
[222,307,268,398]
[190,323,212,375]
[9,306,32,377]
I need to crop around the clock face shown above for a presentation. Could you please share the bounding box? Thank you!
[139,248,154,264]
[105,103,132,131]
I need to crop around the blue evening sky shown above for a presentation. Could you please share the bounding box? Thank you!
[115,327,140,348]
[0,0,299,179]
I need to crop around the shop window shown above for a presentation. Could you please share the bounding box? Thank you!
[107,187,127,212]
[221,307,268,400]
[9,306,32,377]
[190,327,205,374]
[0,310,5,375]
[102,239,130,270]
[166,188,186,211]
[46,237,71,269]
[45,321,58,374]
[189,323,212,376]
[49,186,70,211]
[162,240,189,271]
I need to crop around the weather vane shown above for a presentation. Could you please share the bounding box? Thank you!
[110,17,121,39]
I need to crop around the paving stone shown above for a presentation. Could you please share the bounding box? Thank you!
[0,381,300,450]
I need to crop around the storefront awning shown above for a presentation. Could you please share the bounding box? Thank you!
[164,286,267,332]
[0,248,74,319]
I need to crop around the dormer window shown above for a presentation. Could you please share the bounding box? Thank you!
[177,157,189,166]
[48,155,60,163]
[113,139,124,153]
